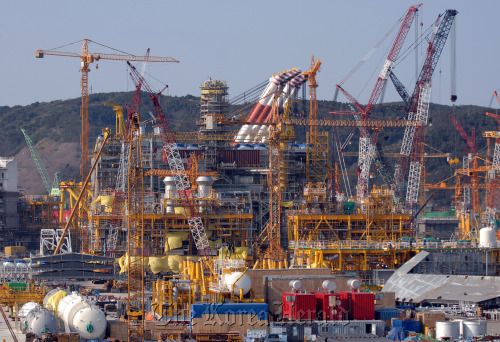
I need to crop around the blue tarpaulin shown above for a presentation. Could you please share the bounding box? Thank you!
[387,327,406,341]
[191,303,269,320]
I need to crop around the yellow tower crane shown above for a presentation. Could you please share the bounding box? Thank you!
[35,39,179,181]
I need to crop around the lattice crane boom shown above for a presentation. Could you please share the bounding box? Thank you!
[392,9,458,202]
[21,129,52,195]
[127,62,211,255]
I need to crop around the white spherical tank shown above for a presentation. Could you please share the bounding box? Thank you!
[348,279,361,290]
[463,320,487,338]
[322,280,337,292]
[479,227,497,248]
[25,308,59,336]
[436,321,460,340]
[225,272,252,295]
[71,304,107,340]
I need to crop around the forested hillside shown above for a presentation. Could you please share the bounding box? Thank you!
[1,91,498,203]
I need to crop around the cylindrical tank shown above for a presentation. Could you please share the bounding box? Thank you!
[163,176,178,200]
[197,176,214,198]
[15,259,27,267]
[57,292,106,339]
[3,259,14,267]
[479,227,497,248]
[435,321,460,340]
[25,308,59,336]
[463,319,487,338]
[289,280,303,291]
[43,288,63,308]
[71,304,107,340]
[224,272,252,295]
[322,280,337,292]
[19,302,41,331]
[348,279,361,290]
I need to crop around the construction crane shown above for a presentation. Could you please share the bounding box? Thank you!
[126,62,211,341]
[334,4,421,201]
[391,9,457,208]
[484,111,500,225]
[35,39,179,181]
[449,115,479,217]
[21,128,61,196]
[305,57,328,184]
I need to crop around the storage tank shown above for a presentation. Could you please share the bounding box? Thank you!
[197,176,214,199]
[435,321,460,340]
[289,280,303,291]
[19,302,41,331]
[347,278,361,290]
[322,280,337,292]
[15,259,27,267]
[25,308,59,336]
[57,292,106,340]
[3,259,14,267]
[479,227,497,248]
[43,288,63,308]
[463,319,487,338]
[163,176,178,201]
[71,304,107,340]
[224,271,252,296]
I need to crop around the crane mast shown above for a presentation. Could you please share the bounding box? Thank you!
[127,62,211,255]
[484,112,500,225]
[392,9,457,207]
[334,4,421,201]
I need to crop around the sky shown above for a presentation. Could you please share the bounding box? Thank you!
[1,1,499,108]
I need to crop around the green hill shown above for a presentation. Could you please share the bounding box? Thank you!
[2,91,498,205]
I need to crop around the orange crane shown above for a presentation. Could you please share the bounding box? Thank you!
[35,39,179,181]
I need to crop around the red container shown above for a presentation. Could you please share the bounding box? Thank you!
[340,291,375,320]
[314,292,345,320]
[282,292,316,320]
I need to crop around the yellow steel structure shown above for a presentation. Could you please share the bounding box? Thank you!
[0,283,46,307]
[305,57,328,184]
[104,104,126,138]
[289,186,412,274]
[126,112,148,341]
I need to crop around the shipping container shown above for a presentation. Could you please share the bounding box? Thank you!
[340,291,375,320]
[392,319,421,333]
[270,320,386,341]
[282,292,316,320]
[314,293,345,320]
[375,308,402,320]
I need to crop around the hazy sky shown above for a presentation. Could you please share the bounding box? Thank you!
[1,1,499,108]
